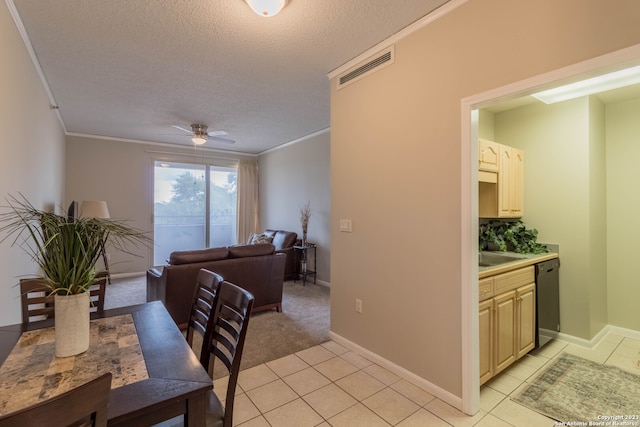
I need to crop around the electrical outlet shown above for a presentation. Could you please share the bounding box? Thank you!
[355,298,362,313]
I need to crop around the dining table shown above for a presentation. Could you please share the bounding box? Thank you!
[0,301,212,426]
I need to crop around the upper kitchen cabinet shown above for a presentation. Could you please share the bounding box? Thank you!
[479,140,524,218]
[479,139,499,172]
[498,145,524,217]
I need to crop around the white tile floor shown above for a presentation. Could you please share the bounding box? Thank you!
[216,335,640,426]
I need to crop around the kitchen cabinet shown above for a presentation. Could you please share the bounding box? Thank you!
[478,298,494,384]
[479,139,499,173]
[479,266,535,384]
[516,283,536,358]
[498,145,524,217]
[478,140,524,218]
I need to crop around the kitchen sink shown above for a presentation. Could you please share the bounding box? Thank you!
[479,252,527,267]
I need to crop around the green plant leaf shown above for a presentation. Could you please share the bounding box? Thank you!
[0,194,150,294]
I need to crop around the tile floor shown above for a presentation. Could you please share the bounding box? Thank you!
[217,335,640,427]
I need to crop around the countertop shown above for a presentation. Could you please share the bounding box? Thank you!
[478,251,559,279]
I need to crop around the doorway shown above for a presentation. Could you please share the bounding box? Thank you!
[460,44,640,415]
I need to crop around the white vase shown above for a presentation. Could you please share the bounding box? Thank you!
[54,292,90,357]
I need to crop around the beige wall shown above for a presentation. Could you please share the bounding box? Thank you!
[0,2,66,326]
[606,98,640,331]
[330,0,640,400]
[588,97,608,336]
[494,97,608,340]
[258,131,331,283]
[65,135,254,274]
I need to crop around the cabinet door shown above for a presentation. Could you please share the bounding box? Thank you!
[479,139,499,172]
[479,299,494,384]
[498,145,512,217]
[510,148,524,217]
[516,283,536,358]
[493,290,517,375]
[497,145,524,218]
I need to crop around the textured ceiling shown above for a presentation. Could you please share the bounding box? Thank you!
[10,0,451,154]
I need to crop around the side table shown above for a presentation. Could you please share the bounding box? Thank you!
[294,243,317,285]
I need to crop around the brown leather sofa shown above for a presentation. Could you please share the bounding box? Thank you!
[146,243,286,329]
[258,229,298,280]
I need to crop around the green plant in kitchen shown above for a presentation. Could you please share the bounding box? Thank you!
[479,220,549,254]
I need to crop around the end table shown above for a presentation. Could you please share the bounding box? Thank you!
[294,243,317,285]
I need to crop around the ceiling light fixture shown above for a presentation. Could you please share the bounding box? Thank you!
[245,0,287,17]
[532,65,640,104]
[192,135,207,145]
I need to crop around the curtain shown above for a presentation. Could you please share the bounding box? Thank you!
[236,159,258,244]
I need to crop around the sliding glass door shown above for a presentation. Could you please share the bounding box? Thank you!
[153,161,237,266]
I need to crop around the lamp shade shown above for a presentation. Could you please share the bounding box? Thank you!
[245,0,287,17]
[80,200,110,219]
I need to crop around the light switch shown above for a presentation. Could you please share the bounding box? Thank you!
[340,219,352,232]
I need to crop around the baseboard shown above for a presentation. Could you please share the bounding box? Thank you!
[557,323,640,349]
[110,272,146,280]
[328,331,463,411]
[286,279,331,287]
[117,272,329,285]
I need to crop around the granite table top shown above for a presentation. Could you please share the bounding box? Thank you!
[0,314,148,415]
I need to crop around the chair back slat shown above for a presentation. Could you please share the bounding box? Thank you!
[89,272,108,313]
[185,269,223,359]
[201,280,254,427]
[20,279,55,324]
[20,273,108,325]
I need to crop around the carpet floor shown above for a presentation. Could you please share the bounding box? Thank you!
[105,275,330,371]
[512,352,640,423]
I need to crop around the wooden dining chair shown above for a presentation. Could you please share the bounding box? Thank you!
[0,372,112,427]
[19,278,55,324]
[185,269,223,360]
[89,271,108,314]
[200,280,255,427]
[20,273,108,325]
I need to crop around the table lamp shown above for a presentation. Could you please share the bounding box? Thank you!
[80,200,111,283]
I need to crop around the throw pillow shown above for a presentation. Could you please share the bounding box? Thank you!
[250,232,274,245]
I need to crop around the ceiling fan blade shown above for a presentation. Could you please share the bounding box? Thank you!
[207,130,228,137]
[210,136,235,144]
[171,125,193,134]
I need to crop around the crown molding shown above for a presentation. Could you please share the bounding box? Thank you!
[257,127,330,156]
[66,132,257,157]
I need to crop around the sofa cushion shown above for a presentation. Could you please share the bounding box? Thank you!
[169,247,229,265]
[228,243,275,258]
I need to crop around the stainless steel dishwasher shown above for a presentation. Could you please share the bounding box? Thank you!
[535,258,560,348]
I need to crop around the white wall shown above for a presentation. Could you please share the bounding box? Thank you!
[0,2,66,326]
[258,131,331,283]
[66,135,255,274]
[330,0,640,402]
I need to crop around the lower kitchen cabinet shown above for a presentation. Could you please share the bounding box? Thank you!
[479,298,494,384]
[479,266,536,384]
[516,283,536,358]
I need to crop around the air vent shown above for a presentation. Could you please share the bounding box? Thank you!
[337,46,395,90]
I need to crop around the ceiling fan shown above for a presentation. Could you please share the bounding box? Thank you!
[171,124,235,145]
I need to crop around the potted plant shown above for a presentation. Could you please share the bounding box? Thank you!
[479,220,549,254]
[0,194,149,357]
[299,201,312,247]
